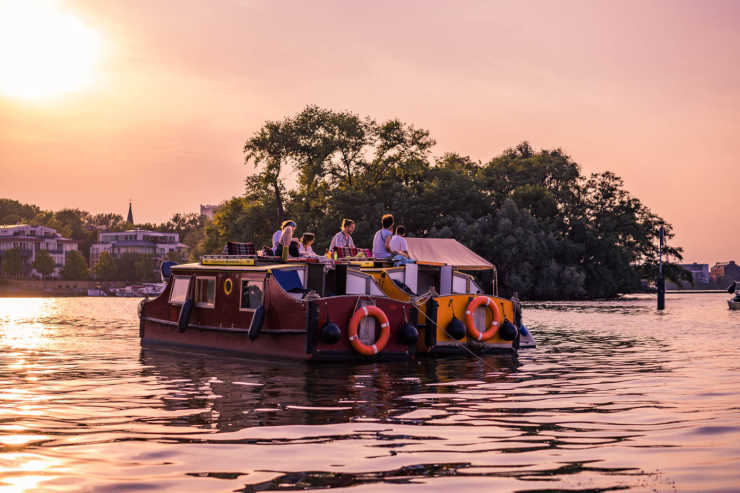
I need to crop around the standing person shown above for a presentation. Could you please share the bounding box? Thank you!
[372,214,395,259]
[328,218,356,253]
[389,225,409,258]
[298,232,317,256]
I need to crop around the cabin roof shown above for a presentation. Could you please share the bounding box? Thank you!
[171,262,304,272]
[405,238,493,270]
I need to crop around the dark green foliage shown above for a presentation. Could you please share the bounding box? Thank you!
[92,251,158,282]
[92,251,117,281]
[61,250,89,280]
[32,250,56,279]
[208,106,686,300]
[2,106,687,299]
[0,198,40,224]
[1,248,25,278]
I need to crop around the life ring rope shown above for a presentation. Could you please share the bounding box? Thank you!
[464,296,502,341]
[348,305,390,355]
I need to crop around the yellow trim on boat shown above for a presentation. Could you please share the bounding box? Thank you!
[434,294,514,345]
[201,256,255,266]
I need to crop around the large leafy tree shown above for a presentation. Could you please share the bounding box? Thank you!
[0,199,40,224]
[61,250,89,280]
[1,248,25,278]
[32,250,56,279]
[93,251,117,281]
[230,107,686,298]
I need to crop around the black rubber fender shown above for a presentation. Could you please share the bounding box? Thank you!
[248,305,265,341]
[177,299,193,332]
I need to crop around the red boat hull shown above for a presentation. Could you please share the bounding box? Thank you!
[140,267,416,361]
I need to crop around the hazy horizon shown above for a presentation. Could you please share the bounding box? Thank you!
[1,0,738,263]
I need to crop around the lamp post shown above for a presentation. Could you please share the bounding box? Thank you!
[657,225,665,310]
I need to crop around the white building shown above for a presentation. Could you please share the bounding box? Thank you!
[89,229,187,267]
[0,224,79,278]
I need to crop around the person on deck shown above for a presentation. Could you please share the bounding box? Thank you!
[389,225,409,258]
[299,232,317,257]
[372,214,395,259]
[272,220,300,257]
[328,219,356,253]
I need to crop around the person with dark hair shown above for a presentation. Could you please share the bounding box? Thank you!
[389,225,409,258]
[299,232,317,256]
[328,218,355,253]
[372,214,395,259]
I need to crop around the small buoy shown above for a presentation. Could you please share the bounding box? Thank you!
[446,317,466,340]
[320,322,341,344]
[498,320,518,341]
[248,305,265,341]
[400,322,419,345]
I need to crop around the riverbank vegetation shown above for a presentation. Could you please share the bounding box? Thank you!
[1,106,689,297]
[206,106,688,299]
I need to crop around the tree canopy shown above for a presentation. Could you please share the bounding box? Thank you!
[32,250,56,279]
[1,248,25,278]
[224,106,685,299]
[61,250,89,280]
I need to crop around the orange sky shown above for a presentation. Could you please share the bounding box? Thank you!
[1,0,738,263]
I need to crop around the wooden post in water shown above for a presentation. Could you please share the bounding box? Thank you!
[657,225,665,310]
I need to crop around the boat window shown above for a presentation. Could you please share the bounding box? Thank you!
[194,276,216,308]
[169,276,191,305]
[240,279,263,310]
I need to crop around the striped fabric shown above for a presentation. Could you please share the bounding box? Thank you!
[335,247,372,258]
[222,241,256,256]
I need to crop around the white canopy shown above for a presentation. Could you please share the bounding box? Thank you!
[405,238,493,270]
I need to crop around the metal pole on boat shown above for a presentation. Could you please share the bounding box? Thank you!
[657,225,665,310]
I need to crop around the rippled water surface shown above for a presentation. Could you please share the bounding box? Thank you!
[1,294,739,492]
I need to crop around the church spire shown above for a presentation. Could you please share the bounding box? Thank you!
[126,200,134,224]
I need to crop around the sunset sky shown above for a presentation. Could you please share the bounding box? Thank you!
[0,0,738,263]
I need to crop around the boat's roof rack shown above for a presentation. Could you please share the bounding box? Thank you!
[201,255,256,266]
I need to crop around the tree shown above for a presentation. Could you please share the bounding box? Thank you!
[0,198,40,224]
[219,108,686,299]
[1,248,25,278]
[93,251,117,281]
[61,250,89,280]
[32,250,56,279]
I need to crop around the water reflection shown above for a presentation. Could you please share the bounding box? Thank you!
[0,294,738,491]
[139,348,519,431]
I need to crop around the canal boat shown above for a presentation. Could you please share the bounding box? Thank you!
[355,238,534,354]
[728,281,740,310]
[138,256,421,361]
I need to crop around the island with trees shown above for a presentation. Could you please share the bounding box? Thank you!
[0,106,688,299]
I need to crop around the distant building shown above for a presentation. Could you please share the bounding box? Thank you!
[200,204,220,220]
[89,229,187,267]
[126,201,134,224]
[0,224,79,278]
[710,261,740,283]
[680,263,710,285]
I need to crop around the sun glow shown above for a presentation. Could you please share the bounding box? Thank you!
[0,0,102,100]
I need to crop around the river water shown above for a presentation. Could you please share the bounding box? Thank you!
[0,293,738,492]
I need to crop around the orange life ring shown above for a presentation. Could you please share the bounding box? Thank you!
[348,305,391,355]
[464,296,503,341]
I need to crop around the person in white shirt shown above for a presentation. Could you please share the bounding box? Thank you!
[298,233,317,256]
[328,218,355,253]
[372,214,395,259]
[389,225,409,258]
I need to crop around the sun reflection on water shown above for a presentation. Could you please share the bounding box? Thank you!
[0,298,56,350]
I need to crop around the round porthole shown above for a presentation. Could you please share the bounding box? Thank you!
[224,278,234,296]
